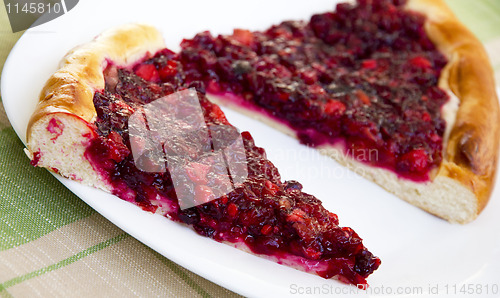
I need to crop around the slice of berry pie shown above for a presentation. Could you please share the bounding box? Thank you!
[24,0,499,286]
[178,0,499,223]
[25,24,380,286]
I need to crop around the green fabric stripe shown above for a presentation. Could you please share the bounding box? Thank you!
[0,287,13,298]
[0,8,24,85]
[150,247,212,298]
[0,127,94,251]
[444,0,500,43]
[0,233,129,289]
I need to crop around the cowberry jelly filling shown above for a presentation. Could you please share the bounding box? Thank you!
[179,0,449,181]
[84,53,380,285]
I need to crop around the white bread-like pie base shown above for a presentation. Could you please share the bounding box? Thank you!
[25,113,111,191]
[26,24,166,191]
[320,147,476,223]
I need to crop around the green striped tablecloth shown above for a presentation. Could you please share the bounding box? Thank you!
[1,1,499,297]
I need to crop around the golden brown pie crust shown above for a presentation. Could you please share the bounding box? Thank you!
[407,0,500,216]
[26,23,165,139]
[26,1,499,222]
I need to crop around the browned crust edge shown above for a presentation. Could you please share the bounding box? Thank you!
[407,0,500,215]
[26,23,165,143]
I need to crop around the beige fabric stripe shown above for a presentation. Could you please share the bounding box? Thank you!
[0,213,124,283]
[7,237,205,297]
[0,103,11,130]
[484,37,500,87]
[176,265,242,298]
[0,288,12,298]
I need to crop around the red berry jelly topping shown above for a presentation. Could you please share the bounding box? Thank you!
[84,50,380,285]
[178,0,449,181]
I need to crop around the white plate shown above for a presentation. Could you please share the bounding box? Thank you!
[2,0,500,297]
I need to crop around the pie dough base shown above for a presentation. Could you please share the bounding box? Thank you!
[26,24,166,191]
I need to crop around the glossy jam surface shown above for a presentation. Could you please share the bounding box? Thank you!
[179,0,449,181]
[85,51,380,285]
